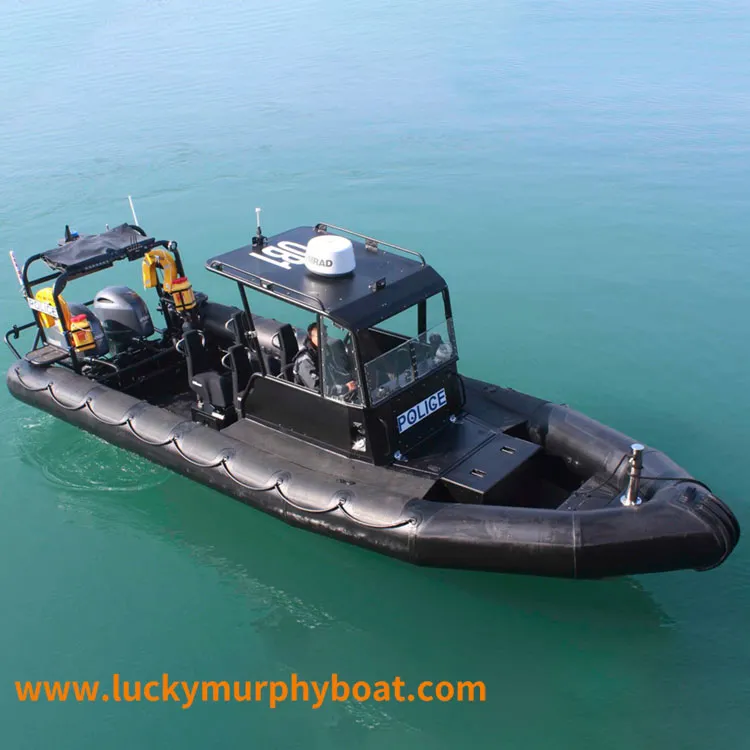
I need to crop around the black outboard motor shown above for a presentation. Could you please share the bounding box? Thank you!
[93,286,154,355]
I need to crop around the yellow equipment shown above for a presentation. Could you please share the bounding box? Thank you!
[169,276,197,313]
[33,288,70,330]
[142,248,178,291]
[69,314,96,353]
[142,248,196,312]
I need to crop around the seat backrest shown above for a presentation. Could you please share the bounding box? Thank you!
[226,345,256,406]
[274,324,299,381]
[198,302,241,344]
[228,310,251,347]
[182,329,208,381]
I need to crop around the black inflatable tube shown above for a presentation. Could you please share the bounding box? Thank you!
[528,402,690,493]
[6,360,739,578]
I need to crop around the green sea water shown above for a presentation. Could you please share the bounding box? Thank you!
[1,1,749,747]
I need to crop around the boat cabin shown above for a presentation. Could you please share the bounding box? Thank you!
[204,223,462,464]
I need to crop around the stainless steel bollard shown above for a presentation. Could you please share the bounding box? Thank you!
[620,443,644,507]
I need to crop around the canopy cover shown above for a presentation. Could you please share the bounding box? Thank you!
[41,224,153,272]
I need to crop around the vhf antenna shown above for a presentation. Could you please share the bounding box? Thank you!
[8,250,24,293]
[252,207,266,248]
[128,195,140,227]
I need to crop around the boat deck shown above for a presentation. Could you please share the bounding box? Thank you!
[223,417,436,500]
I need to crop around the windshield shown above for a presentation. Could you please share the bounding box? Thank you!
[364,318,457,405]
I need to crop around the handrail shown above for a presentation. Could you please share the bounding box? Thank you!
[209,260,326,312]
[4,321,37,359]
[315,223,426,266]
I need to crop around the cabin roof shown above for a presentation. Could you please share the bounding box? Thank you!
[205,225,446,330]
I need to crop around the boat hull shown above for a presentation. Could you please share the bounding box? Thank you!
[6,360,740,578]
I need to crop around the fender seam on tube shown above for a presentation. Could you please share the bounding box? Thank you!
[11,364,416,532]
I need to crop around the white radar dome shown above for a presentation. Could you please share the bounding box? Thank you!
[305,234,356,277]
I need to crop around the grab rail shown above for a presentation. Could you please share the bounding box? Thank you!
[315,223,426,266]
[4,321,38,359]
[209,260,326,312]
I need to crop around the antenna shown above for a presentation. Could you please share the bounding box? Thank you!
[127,195,140,226]
[252,206,266,248]
[8,250,24,292]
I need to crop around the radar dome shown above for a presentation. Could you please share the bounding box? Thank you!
[305,234,355,277]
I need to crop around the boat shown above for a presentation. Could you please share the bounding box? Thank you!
[4,211,741,578]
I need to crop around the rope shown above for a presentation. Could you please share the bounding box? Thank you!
[639,476,714,494]
[171,441,229,468]
[13,370,53,393]
[221,463,288,493]
[84,399,130,426]
[125,419,177,447]
[578,449,712,500]
[337,503,416,530]
[277,491,342,515]
[47,388,87,411]
[581,453,629,497]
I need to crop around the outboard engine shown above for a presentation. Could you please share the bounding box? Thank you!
[93,286,154,354]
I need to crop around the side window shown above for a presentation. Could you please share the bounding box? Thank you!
[424,292,446,331]
[246,290,313,334]
[362,292,457,405]
[377,306,417,340]
[365,292,443,346]
[245,290,315,385]
[321,321,360,403]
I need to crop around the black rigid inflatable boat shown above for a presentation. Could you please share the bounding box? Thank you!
[5,216,741,578]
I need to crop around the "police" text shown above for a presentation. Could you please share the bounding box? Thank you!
[397,389,447,433]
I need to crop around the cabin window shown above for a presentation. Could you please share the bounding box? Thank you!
[361,292,457,405]
[243,290,317,387]
[320,320,360,404]
[245,291,314,335]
